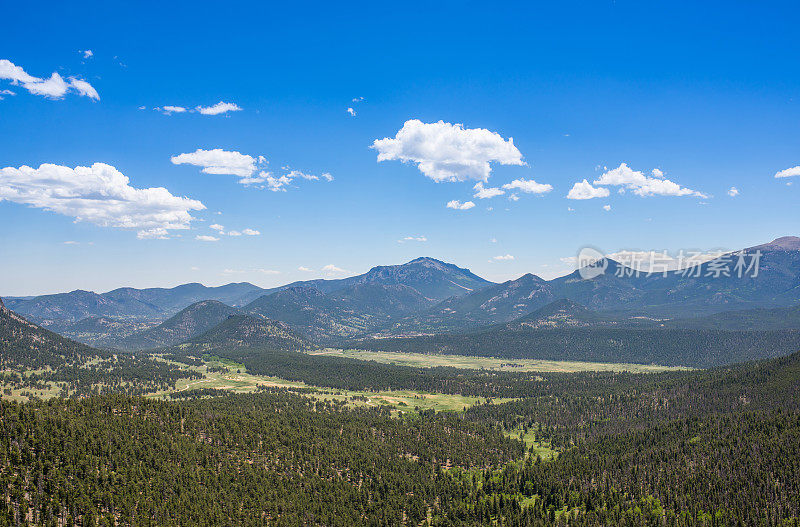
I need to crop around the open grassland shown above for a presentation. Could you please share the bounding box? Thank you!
[146,358,505,413]
[308,348,691,373]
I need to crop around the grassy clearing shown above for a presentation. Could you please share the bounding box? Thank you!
[503,426,559,460]
[144,358,501,414]
[308,348,690,373]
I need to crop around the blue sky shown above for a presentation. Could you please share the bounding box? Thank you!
[1,0,799,295]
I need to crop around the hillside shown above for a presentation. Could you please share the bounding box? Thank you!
[182,314,313,353]
[0,298,101,369]
[116,300,240,350]
[244,284,436,343]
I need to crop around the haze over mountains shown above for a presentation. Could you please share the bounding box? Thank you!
[3,237,800,351]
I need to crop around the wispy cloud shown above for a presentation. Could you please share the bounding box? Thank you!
[156,101,241,116]
[0,59,99,100]
[398,235,427,243]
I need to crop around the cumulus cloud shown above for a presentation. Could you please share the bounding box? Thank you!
[242,228,260,235]
[347,107,356,116]
[0,163,204,238]
[171,149,258,181]
[81,50,94,59]
[603,204,612,211]
[593,163,706,198]
[492,254,514,261]
[728,187,740,197]
[137,228,170,240]
[196,235,219,242]
[0,89,14,100]
[0,59,98,100]
[322,264,346,276]
[775,166,800,179]
[502,178,553,194]
[372,119,524,182]
[196,101,242,115]
[473,182,505,199]
[210,223,225,232]
[398,235,427,243]
[567,179,610,200]
[298,266,313,272]
[446,200,475,210]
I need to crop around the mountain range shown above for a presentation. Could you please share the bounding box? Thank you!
[3,237,799,349]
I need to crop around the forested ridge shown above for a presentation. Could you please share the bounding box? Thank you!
[352,327,800,368]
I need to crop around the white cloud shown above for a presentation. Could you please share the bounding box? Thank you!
[210,223,225,232]
[0,60,99,100]
[262,169,332,192]
[81,50,94,59]
[171,149,258,181]
[603,204,612,211]
[227,230,242,236]
[566,179,610,200]
[298,266,313,272]
[372,119,525,182]
[63,240,79,245]
[473,182,505,199]
[446,200,475,210]
[508,194,519,201]
[68,78,99,99]
[196,101,242,115]
[242,228,260,236]
[492,254,514,261]
[593,163,706,198]
[0,89,14,100]
[322,264,346,276]
[347,107,356,116]
[775,166,800,179]
[399,235,427,243]
[157,101,241,116]
[728,186,740,197]
[255,268,280,275]
[501,178,553,194]
[352,96,364,103]
[196,235,219,242]
[172,149,332,191]
[0,163,204,238]
[137,228,170,240]
[157,105,188,115]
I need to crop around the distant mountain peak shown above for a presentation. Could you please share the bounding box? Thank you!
[755,236,800,251]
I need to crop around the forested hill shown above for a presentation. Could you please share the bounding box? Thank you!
[182,314,313,352]
[117,300,239,350]
[0,297,101,369]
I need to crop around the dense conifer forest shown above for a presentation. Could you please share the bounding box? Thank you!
[2,349,800,525]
